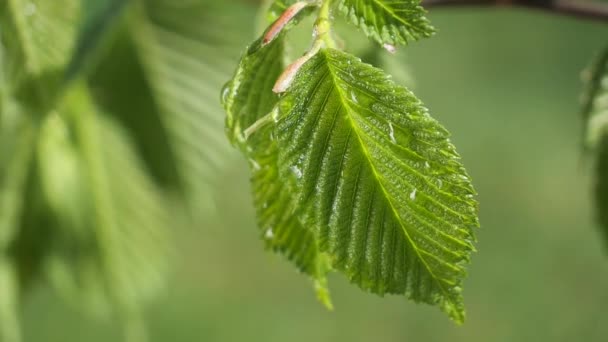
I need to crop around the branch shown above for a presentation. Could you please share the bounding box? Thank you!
[422,0,608,23]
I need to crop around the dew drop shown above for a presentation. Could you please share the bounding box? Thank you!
[436,179,443,189]
[350,90,358,104]
[265,228,274,239]
[271,106,280,123]
[249,158,261,171]
[409,188,417,200]
[383,43,396,54]
[290,165,303,179]
[388,123,396,144]
[220,81,231,106]
[424,161,430,169]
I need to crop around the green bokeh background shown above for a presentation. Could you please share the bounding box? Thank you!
[20,5,608,342]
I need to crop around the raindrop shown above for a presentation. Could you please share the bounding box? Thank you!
[436,179,443,189]
[265,228,274,239]
[350,90,358,104]
[383,43,396,54]
[271,106,280,123]
[220,81,231,106]
[388,123,396,144]
[424,161,430,169]
[249,158,261,171]
[409,188,417,200]
[290,165,303,179]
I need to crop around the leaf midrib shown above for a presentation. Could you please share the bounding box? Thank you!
[320,49,460,312]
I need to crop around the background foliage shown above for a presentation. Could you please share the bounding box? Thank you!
[2,0,608,341]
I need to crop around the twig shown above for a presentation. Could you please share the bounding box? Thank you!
[422,0,608,23]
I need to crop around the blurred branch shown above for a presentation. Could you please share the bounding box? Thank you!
[422,0,608,23]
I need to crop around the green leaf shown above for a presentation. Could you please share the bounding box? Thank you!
[338,0,434,46]
[583,47,608,150]
[594,136,608,249]
[36,85,170,315]
[0,260,20,342]
[274,48,478,322]
[583,47,608,248]
[223,36,283,147]
[88,30,181,193]
[0,0,80,83]
[128,0,254,217]
[223,31,332,306]
[0,100,34,342]
[65,0,129,81]
[251,136,333,308]
[0,101,35,250]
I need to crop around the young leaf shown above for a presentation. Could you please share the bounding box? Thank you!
[223,30,332,305]
[223,37,283,147]
[338,0,434,46]
[583,47,608,150]
[274,48,478,322]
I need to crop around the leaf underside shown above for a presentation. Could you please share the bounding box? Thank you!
[274,48,478,322]
[338,0,434,46]
[130,0,250,216]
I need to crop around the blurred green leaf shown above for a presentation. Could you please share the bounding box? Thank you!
[583,47,608,150]
[274,48,478,322]
[0,0,80,79]
[128,0,253,218]
[65,0,128,81]
[584,46,608,249]
[37,84,170,316]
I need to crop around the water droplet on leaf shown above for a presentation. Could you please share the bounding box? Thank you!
[220,81,231,106]
[265,228,274,239]
[350,90,358,104]
[290,165,303,179]
[388,123,396,144]
[249,158,261,171]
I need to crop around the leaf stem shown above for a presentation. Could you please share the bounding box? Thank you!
[314,0,337,49]
[243,108,278,139]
